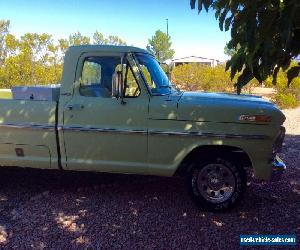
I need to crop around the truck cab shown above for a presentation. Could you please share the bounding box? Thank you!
[58,46,181,174]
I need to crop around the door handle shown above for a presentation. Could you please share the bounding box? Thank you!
[67,104,84,111]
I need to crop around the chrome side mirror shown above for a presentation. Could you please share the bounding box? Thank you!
[112,70,122,98]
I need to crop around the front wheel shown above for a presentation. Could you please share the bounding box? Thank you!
[187,156,247,211]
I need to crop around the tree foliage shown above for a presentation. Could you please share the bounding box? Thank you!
[68,32,90,46]
[0,32,64,87]
[147,30,175,62]
[0,20,10,65]
[224,42,240,57]
[93,30,126,45]
[190,0,300,93]
[0,21,127,88]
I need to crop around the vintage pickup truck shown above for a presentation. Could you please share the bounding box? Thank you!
[0,45,286,211]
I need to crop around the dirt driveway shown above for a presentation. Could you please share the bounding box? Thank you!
[0,108,299,249]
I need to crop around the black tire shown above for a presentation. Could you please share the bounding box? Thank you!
[186,155,247,211]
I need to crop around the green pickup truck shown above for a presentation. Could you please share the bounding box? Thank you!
[0,45,286,211]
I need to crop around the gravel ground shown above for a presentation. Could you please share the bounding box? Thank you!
[0,108,299,249]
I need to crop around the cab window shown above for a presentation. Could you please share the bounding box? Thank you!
[80,56,120,97]
[80,56,140,98]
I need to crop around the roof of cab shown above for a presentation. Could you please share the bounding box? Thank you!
[67,45,149,54]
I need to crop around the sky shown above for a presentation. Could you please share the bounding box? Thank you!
[0,0,231,61]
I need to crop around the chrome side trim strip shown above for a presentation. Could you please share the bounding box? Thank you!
[0,123,268,140]
[62,126,147,135]
[148,130,269,140]
[0,123,55,131]
[62,126,268,140]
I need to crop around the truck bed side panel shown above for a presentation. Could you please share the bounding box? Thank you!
[0,99,58,169]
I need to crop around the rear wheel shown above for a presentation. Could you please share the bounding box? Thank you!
[187,156,246,211]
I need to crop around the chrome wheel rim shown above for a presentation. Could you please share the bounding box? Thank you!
[197,163,236,204]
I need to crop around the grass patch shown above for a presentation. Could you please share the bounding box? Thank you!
[0,89,12,99]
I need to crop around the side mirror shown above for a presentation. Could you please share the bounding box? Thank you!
[112,70,122,98]
[112,70,126,104]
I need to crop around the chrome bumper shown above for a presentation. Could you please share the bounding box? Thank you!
[271,155,286,182]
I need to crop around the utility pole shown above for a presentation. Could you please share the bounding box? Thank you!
[166,18,169,37]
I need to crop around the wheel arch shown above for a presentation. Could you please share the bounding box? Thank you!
[174,145,252,177]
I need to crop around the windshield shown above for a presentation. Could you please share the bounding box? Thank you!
[135,53,175,95]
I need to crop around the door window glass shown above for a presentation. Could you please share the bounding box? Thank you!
[124,64,140,97]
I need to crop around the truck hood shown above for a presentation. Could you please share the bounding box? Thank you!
[176,91,285,124]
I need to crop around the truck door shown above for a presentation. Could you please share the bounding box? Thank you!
[62,52,149,174]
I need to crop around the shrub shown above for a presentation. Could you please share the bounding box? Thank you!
[264,61,300,108]
[171,63,258,93]
[172,63,233,92]
[275,93,298,109]
[274,79,300,109]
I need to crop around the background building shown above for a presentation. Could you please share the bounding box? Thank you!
[171,56,221,67]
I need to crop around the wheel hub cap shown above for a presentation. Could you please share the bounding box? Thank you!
[207,174,223,190]
[197,163,236,204]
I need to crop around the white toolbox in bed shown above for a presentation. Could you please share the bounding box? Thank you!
[12,84,61,101]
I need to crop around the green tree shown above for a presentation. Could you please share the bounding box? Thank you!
[0,20,10,65]
[106,35,126,46]
[93,31,106,45]
[147,30,175,62]
[58,38,69,54]
[93,31,126,45]
[0,20,131,89]
[0,32,62,87]
[68,32,90,46]
[190,0,300,93]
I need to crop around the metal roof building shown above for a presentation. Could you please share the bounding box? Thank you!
[171,56,221,67]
